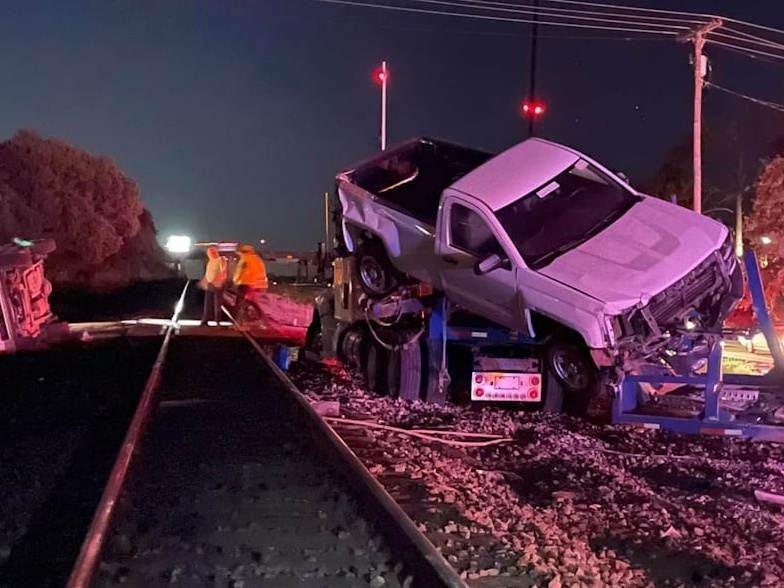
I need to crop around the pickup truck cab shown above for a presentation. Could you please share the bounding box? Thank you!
[336,137,742,379]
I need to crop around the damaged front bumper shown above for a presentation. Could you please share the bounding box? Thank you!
[611,235,743,366]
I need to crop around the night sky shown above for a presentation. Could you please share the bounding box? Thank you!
[1,1,782,250]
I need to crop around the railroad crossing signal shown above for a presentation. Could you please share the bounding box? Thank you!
[521,100,545,117]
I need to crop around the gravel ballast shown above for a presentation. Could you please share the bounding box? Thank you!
[289,360,784,588]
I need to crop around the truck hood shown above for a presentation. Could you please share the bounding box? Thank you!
[537,197,728,311]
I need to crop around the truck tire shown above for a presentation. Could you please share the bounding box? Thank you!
[542,370,565,413]
[365,339,389,395]
[304,309,322,352]
[545,336,597,415]
[354,239,398,297]
[387,335,423,401]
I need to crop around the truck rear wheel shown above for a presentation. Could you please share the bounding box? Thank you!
[365,339,389,395]
[304,309,322,353]
[354,240,398,297]
[386,336,423,401]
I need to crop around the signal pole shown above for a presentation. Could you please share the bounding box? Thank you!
[680,19,722,215]
[527,0,540,138]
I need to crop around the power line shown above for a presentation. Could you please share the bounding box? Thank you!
[308,0,687,36]
[262,5,674,39]
[427,0,703,27]
[717,27,784,52]
[705,81,784,114]
[709,39,784,62]
[307,0,784,62]
[402,0,690,33]
[430,0,784,53]
[542,0,784,39]
[705,41,784,68]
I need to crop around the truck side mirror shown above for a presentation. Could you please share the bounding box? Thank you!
[474,252,511,275]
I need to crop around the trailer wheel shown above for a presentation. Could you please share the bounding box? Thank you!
[354,240,398,297]
[387,336,423,401]
[365,340,389,395]
[545,337,597,414]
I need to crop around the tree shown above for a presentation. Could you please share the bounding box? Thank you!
[737,155,784,321]
[0,129,171,288]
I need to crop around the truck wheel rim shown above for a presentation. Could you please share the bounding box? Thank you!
[359,258,386,292]
[552,349,588,391]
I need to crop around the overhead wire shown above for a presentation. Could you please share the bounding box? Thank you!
[426,0,784,52]
[542,0,784,39]
[308,0,686,36]
[307,0,784,63]
[708,39,784,62]
[310,0,784,51]
[388,0,692,34]
[705,81,784,114]
[715,27,784,52]
[410,0,696,29]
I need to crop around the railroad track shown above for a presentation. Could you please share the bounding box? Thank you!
[17,284,465,588]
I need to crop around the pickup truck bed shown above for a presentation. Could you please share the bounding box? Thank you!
[345,138,492,227]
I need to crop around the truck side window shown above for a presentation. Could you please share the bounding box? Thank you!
[449,203,503,259]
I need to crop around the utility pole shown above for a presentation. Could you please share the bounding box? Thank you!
[680,19,722,215]
[380,61,388,150]
[528,0,540,138]
[735,190,744,257]
[324,191,331,247]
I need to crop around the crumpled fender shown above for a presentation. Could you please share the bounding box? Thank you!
[337,180,401,257]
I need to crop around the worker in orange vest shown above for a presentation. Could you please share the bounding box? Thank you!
[233,244,268,322]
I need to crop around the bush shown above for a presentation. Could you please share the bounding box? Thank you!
[0,129,173,290]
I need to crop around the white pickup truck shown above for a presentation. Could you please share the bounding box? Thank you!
[336,137,743,381]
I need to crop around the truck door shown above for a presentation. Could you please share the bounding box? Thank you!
[436,199,529,333]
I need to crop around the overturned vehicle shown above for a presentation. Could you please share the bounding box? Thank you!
[331,137,743,391]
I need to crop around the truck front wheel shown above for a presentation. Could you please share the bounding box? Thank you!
[354,240,398,297]
[545,337,598,414]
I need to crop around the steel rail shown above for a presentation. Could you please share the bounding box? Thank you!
[227,309,469,588]
[66,282,190,588]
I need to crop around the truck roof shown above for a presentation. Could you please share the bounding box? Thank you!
[449,138,581,212]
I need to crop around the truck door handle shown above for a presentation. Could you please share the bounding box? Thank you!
[443,255,459,265]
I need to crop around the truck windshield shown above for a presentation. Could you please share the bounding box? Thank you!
[495,161,639,270]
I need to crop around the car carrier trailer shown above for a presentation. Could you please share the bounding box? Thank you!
[299,247,784,442]
[305,255,597,414]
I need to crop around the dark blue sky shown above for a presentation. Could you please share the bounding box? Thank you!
[1,1,782,249]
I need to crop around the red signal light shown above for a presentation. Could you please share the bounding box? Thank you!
[373,68,388,84]
[521,100,545,117]
[474,374,484,384]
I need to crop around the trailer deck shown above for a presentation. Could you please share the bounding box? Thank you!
[613,250,784,442]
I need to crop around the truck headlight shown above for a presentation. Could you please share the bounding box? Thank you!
[604,315,618,347]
